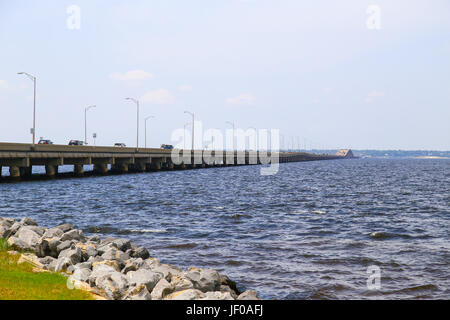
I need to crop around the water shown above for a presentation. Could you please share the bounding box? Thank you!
[1,158,449,299]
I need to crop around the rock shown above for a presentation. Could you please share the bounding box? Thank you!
[123,285,152,300]
[20,217,38,226]
[97,243,118,256]
[55,223,74,233]
[38,256,57,269]
[237,290,260,300]
[122,258,144,274]
[75,243,98,261]
[56,240,74,254]
[220,285,238,299]
[89,235,100,243]
[151,278,174,300]
[92,260,121,272]
[202,291,235,300]
[156,264,183,281]
[15,226,41,250]
[17,253,44,269]
[111,239,131,252]
[70,268,92,282]
[7,237,30,251]
[0,225,12,239]
[74,261,93,270]
[60,229,86,242]
[101,248,129,261]
[36,237,61,258]
[8,222,22,237]
[42,227,64,239]
[89,264,118,286]
[165,289,206,300]
[184,268,221,292]
[220,274,240,295]
[130,246,150,259]
[58,245,82,265]
[171,275,195,292]
[55,257,73,273]
[95,271,129,300]
[127,269,163,292]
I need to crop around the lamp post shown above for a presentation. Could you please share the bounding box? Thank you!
[144,115,154,148]
[226,121,235,151]
[85,105,96,145]
[126,98,140,148]
[17,72,36,145]
[184,122,191,150]
[184,111,194,151]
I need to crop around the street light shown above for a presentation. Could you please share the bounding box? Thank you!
[17,72,36,145]
[226,121,235,151]
[126,98,140,148]
[85,105,96,145]
[184,111,194,150]
[144,115,155,148]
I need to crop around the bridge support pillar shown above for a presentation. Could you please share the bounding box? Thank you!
[45,165,57,177]
[151,161,161,171]
[134,162,146,173]
[94,164,108,174]
[9,166,21,179]
[74,164,84,176]
[167,162,174,170]
[112,163,129,173]
[20,166,32,178]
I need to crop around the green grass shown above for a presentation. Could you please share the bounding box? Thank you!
[0,238,93,300]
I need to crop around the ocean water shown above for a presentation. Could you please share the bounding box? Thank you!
[1,158,449,299]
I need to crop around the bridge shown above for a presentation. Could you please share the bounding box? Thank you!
[0,142,344,180]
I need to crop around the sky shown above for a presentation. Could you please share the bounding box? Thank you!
[0,0,449,150]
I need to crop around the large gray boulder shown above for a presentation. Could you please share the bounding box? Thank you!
[56,240,74,254]
[10,226,41,251]
[95,271,129,300]
[54,257,73,273]
[89,264,118,286]
[60,229,86,242]
[58,245,82,264]
[184,268,221,292]
[70,267,92,283]
[36,237,61,258]
[122,258,145,274]
[42,227,64,239]
[151,278,174,300]
[170,275,195,292]
[130,246,150,259]
[127,269,163,292]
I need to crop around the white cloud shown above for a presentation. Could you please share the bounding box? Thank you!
[226,93,256,105]
[141,89,174,104]
[0,80,9,90]
[110,70,153,81]
[365,90,385,104]
[179,84,193,92]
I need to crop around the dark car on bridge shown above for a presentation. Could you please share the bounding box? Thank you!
[161,144,174,150]
[114,143,126,147]
[68,140,85,146]
[37,139,53,145]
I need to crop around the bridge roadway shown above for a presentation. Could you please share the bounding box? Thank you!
[0,142,342,180]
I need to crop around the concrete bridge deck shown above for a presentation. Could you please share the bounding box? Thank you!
[0,142,343,180]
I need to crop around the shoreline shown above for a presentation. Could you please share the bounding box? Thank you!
[0,216,259,300]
